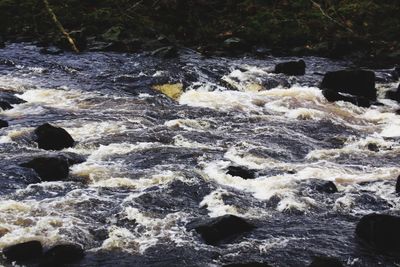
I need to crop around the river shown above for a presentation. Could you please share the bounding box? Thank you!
[0,43,399,266]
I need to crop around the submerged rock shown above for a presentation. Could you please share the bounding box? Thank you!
[42,244,84,265]
[322,89,371,107]
[0,101,13,110]
[320,70,376,101]
[0,119,8,128]
[40,46,64,55]
[355,213,400,251]
[274,60,306,76]
[309,256,343,267]
[20,157,69,182]
[2,240,43,262]
[226,166,256,179]
[35,123,74,150]
[223,263,271,267]
[186,214,255,245]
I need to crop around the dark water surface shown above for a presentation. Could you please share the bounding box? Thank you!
[0,43,400,266]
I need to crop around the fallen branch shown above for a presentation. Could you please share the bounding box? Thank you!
[42,0,79,52]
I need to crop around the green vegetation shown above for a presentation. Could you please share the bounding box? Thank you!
[0,0,399,64]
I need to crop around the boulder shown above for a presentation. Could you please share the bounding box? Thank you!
[320,70,376,101]
[0,101,13,110]
[355,213,400,251]
[309,256,343,267]
[322,89,371,107]
[226,166,256,180]
[0,119,8,128]
[386,84,400,102]
[396,175,400,194]
[35,123,74,151]
[20,157,69,182]
[2,241,43,262]
[274,60,306,76]
[186,215,255,245]
[42,244,84,264]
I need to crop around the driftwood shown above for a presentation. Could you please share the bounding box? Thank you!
[42,0,79,52]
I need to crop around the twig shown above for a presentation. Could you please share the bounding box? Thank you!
[310,0,354,33]
[42,0,80,52]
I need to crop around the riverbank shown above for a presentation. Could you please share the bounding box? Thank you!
[0,0,399,68]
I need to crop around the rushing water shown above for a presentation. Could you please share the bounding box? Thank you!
[0,43,400,266]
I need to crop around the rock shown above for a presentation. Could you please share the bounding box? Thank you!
[35,123,74,151]
[20,157,69,182]
[223,37,248,54]
[223,263,271,267]
[396,175,400,194]
[322,89,371,107]
[40,46,63,55]
[320,70,376,101]
[42,244,84,265]
[0,119,8,128]
[0,91,26,104]
[367,143,379,152]
[386,84,400,102]
[309,256,343,267]
[0,101,13,110]
[186,214,255,245]
[226,166,256,179]
[151,46,178,58]
[355,213,400,251]
[311,180,338,194]
[2,240,43,262]
[152,83,183,100]
[274,60,306,76]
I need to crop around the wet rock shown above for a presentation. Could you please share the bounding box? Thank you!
[2,240,43,262]
[0,91,26,104]
[322,89,371,107]
[20,157,69,182]
[151,46,178,58]
[311,180,338,194]
[40,46,63,55]
[35,123,74,150]
[367,143,379,152]
[41,244,84,265]
[152,83,183,100]
[0,101,13,110]
[320,70,376,101]
[355,213,400,251]
[226,166,256,180]
[0,119,8,128]
[274,60,306,76]
[223,37,248,54]
[309,256,343,267]
[186,214,255,245]
[386,84,400,102]
[396,175,400,194]
[223,263,271,267]
[0,38,4,49]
